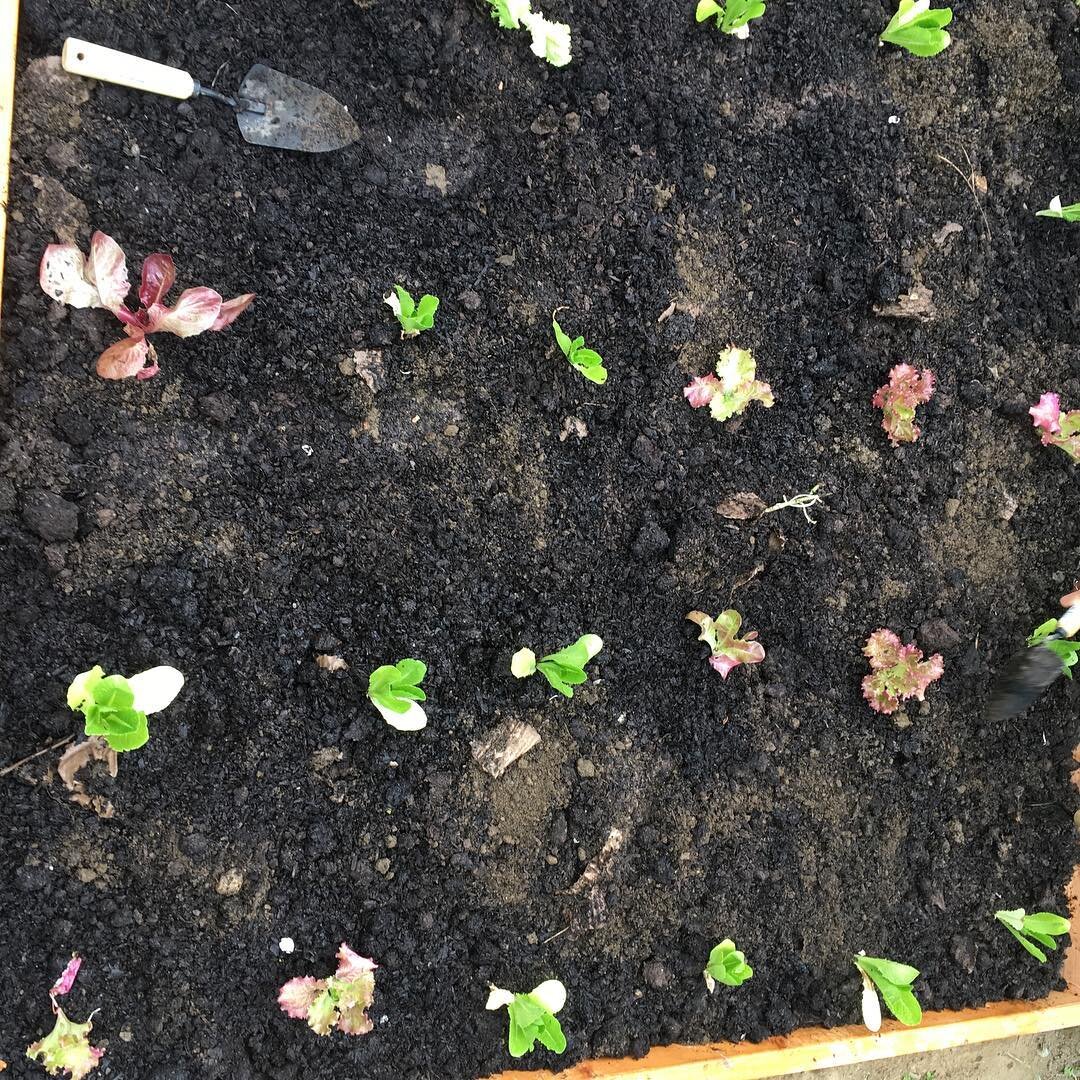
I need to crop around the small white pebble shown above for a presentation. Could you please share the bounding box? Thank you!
[888,115,900,125]
[301,444,313,456]
[279,937,295,954]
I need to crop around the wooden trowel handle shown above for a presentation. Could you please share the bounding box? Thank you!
[62,38,196,100]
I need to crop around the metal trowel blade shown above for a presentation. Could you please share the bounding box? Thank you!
[236,64,359,153]
[985,644,1066,722]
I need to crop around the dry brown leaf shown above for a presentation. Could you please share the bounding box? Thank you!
[559,416,588,441]
[932,222,963,248]
[716,492,767,520]
[873,284,936,322]
[315,654,348,672]
[657,298,677,323]
[57,737,117,818]
[731,562,766,594]
[311,747,344,771]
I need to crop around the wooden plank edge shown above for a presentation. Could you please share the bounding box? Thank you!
[0,0,17,317]
[490,990,1080,1080]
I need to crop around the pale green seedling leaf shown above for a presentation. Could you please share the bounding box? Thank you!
[368,659,428,714]
[1037,197,1080,222]
[880,0,952,57]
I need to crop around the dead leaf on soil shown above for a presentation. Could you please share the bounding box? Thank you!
[932,222,963,248]
[657,298,677,323]
[716,492,767,520]
[730,562,766,595]
[873,283,936,322]
[338,348,384,391]
[57,736,117,819]
[471,719,542,779]
[559,416,588,441]
[315,654,348,672]
[311,747,344,771]
[566,826,625,928]
[424,163,448,196]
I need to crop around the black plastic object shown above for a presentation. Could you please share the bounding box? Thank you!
[985,643,1066,722]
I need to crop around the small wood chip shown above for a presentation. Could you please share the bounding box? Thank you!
[716,492,767,520]
[471,719,541,778]
[873,283,936,322]
[932,222,963,248]
[315,654,348,672]
[657,299,677,323]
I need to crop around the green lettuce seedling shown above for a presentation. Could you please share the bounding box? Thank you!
[486,980,567,1058]
[684,346,774,422]
[511,635,603,698]
[487,0,572,65]
[368,659,428,730]
[26,955,104,1080]
[553,311,607,384]
[854,953,922,1031]
[695,0,765,38]
[384,285,439,338]
[1027,620,1080,678]
[278,943,377,1036]
[995,909,1071,962]
[66,665,184,751]
[703,940,753,991]
[1036,197,1080,222]
[880,0,952,57]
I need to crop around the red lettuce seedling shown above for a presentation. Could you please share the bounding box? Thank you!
[278,943,377,1037]
[684,346,774,422]
[872,364,935,444]
[686,609,765,678]
[26,955,103,1080]
[1029,393,1080,463]
[861,630,943,714]
[39,231,254,380]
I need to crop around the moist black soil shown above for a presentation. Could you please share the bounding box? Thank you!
[3,0,1080,1077]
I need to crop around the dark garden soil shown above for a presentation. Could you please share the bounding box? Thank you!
[3,0,1080,1077]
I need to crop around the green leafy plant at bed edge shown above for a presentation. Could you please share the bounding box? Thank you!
[384,285,439,337]
[854,953,922,1030]
[1037,197,1080,222]
[486,980,567,1058]
[703,940,753,991]
[552,311,607,384]
[67,664,184,751]
[1027,619,1080,678]
[880,0,952,57]
[695,0,765,38]
[511,635,603,698]
[486,0,572,66]
[994,909,1071,963]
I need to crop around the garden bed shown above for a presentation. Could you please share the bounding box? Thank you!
[2,1,1080,1078]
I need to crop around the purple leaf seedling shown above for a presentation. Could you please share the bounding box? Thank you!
[40,231,254,380]
[686,609,765,679]
[26,955,103,1080]
[873,364,935,444]
[684,346,774,422]
[278,943,378,1036]
[1030,393,1080,463]
[861,630,943,714]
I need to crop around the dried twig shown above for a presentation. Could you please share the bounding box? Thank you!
[0,733,75,777]
[935,147,991,242]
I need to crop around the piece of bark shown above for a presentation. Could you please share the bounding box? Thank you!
[471,719,541,778]
[873,284,936,322]
[57,736,117,818]
[567,827,625,928]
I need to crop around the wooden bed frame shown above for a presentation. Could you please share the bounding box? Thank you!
[0,4,1075,1077]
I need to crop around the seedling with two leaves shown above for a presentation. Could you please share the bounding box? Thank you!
[385,285,439,338]
[995,909,1071,963]
[486,980,567,1058]
[854,953,922,1031]
[553,311,607,384]
[512,635,603,698]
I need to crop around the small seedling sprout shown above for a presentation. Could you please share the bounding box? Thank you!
[26,955,104,1079]
[879,0,952,57]
[553,311,607,384]
[695,0,765,38]
[486,980,567,1058]
[1030,393,1080,463]
[763,484,828,524]
[873,365,935,444]
[487,0,572,65]
[511,636,603,698]
[384,285,439,338]
[854,952,922,1031]
[861,630,943,714]
[39,231,254,380]
[1036,197,1080,222]
[66,665,185,751]
[368,659,428,730]
[686,609,765,679]
[703,940,753,991]
[994,909,1071,962]
[684,346,774,422]
[1027,619,1080,678]
[278,943,377,1036]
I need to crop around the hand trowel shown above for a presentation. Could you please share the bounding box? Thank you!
[62,38,359,153]
[985,598,1080,721]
